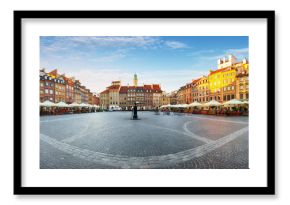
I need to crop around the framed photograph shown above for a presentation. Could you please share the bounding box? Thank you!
[14,10,275,195]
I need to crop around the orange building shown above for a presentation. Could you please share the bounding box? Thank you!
[64,76,75,104]
[47,69,66,103]
[184,82,194,104]
[92,93,100,105]
[88,90,93,105]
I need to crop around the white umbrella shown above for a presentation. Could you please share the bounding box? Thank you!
[69,102,81,107]
[204,100,222,107]
[175,104,189,108]
[188,101,202,107]
[182,104,190,108]
[40,100,56,107]
[223,99,244,106]
[161,104,172,108]
[80,103,89,107]
[242,100,249,104]
[55,101,70,107]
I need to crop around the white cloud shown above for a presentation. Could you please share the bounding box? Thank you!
[66,68,207,94]
[164,41,188,49]
[62,36,160,48]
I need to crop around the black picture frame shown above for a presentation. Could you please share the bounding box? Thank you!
[14,10,275,195]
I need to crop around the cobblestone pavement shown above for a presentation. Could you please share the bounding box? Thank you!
[40,111,248,169]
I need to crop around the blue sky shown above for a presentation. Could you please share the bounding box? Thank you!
[40,36,248,93]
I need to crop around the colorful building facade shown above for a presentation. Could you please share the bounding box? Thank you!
[100,75,163,110]
[39,68,96,105]
[178,54,249,104]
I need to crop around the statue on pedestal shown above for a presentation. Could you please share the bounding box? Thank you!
[132,102,138,120]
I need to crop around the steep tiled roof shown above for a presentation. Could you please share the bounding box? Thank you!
[48,69,58,77]
[209,67,230,76]
[192,78,201,84]
[143,84,152,90]
[100,89,109,94]
[136,86,144,90]
[107,85,120,90]
[152,84,161,91]
[119,86,129,93]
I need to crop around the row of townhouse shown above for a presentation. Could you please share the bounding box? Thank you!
[177,54,249,104]
[39,68,100,105]
[100,75,163,110]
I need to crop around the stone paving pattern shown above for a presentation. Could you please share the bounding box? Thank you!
[40,112,248,169]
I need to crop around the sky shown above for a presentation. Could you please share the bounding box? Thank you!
[40,36,248,93]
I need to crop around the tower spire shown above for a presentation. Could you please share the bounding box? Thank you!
[133,74,138,87]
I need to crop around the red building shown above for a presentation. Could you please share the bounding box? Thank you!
[92,93,100,105]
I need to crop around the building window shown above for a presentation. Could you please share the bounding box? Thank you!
[232,86,235,90]
[231,94,235,99]
[50,90,53,94]
[45,89,48,94]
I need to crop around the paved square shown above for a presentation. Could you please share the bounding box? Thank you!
[40,112,249,169]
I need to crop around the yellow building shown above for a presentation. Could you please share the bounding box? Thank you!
[161,92,170,106]
[208,55,249,102]
[177,86,186,104]
[194,76,209,103]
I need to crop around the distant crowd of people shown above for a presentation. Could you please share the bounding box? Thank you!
[159,106,248,116]
[40,107,101,116]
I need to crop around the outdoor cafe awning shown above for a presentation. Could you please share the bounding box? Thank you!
[40,100,56,107]
[55,101,70,107]
[188,101,202,107]
[68,102,82,107]
[204,100,222,107]
[223,99,244,106]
